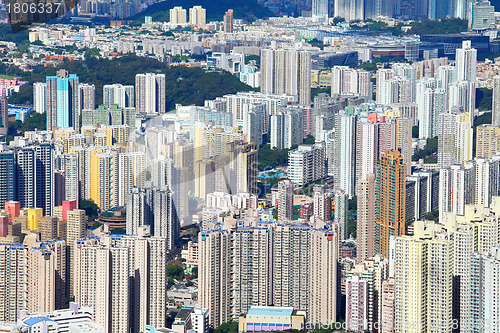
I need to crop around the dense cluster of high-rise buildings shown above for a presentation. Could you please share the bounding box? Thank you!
[280,0,491,22]
[4,5,500,331]
[192,38,500,332]
[199,212,340,328]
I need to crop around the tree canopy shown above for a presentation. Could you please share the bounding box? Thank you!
[213,321,238,333]
[408,18,468,35]
[191,266,198,278]
[412,125,419,139]
[7,112,47,141]
[476,88,492,111]
[412,137,438,163]
[167,264,185,280]
[8,55,252,110]
[311,87,330,99]
[423,210,439,222]
[258,144,289,170]
[475,111,492,127]
[80,199,99,222]
[352,18,468,36]
[0,24,30,44]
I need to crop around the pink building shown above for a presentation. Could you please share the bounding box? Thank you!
[380,278,395,333]
[0,78,24,88]
[313,185,331,222]
[62,200,77,220]
[346,275,368,332]
[356,176,376,263]
[355,115,397,186]
[5,201,20,222]
[0,216,8,237]
[186,241,199,267]
[0,78,27,97]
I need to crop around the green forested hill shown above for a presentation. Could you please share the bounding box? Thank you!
[8,55,253,110]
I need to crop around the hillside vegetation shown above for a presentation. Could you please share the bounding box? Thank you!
[9,55,253,110]
[353,18,468,36]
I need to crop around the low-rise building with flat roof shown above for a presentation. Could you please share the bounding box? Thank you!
[238,306,305,332]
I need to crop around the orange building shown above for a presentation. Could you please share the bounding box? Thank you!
[375,150,406,258]
[5,201,20,222]
[44,55,76,61]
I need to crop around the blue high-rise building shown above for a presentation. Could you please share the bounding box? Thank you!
[46,69,80,131]
[0,96,7,136]
[14,143,54,216]
[0,150,15,207]
[428,0,454,19]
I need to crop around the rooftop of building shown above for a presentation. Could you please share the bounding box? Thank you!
[67,320,105,332]
[174,307,194,321]
[145,327,178,333]
[246,306,294,317]
[24,317,56,326]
